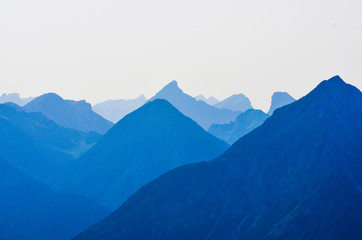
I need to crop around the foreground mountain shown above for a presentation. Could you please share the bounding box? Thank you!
[24,93,113,134]
[93,95,147,123]
[150,81,239,129]
[194,94,220,105]
[0,156,110,240]
[0,93,34,106]
[214,94,253,112]
[209,109,269,144]
[75,76,362,240]
[267,91,295,115]
[57,99,229,209]
[0,116,73,182]
[0,104,100,158]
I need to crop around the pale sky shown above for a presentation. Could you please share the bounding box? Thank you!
[0,0,361,111]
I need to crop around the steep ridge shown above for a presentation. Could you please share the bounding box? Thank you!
[149,81,239,129]
[56,99,229,209]
[75,76,362,240]
[209,109,269,144]
[24,93,113,134]
[267,91,295,115]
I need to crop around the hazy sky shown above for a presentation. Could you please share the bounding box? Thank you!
[0,0,361,111]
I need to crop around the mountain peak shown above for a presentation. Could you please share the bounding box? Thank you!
[315,75,348,92]
[161,80,180,92]
[37,92,64,102]
[305,75,360,104]
[267,91,295,115]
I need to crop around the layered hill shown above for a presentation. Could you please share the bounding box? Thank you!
[24,93,113,134]
[0,116,71,182]
[93,95,147,123]
[0,104,100,158]
[0,156,110,240]
[57,99,229,209]
[75,76,362,240]
[149,81,239,129]
[209,109,269,144]
[214,93,253,112]
[267,91,295,115]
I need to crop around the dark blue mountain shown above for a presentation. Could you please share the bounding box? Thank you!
[150,81,239,129]
[74,76,362,240]
[209,109,269,144]
[0,103,100,158]
[267,91,295,115]
[0,156,110,240]
[24,93,113,134]
[56,99,229,209]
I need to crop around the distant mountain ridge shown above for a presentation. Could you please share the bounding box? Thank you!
[56,99,229,209]
[150,81,239,129]
[93,95,147,123]
[24,93,113,134]
[0,103,100,158]
[0,93,34,106]
[209,109,269,144]
[214,93,253,112]
[267,91,295,115]
[74,76,362,240]
[194,95,220,105]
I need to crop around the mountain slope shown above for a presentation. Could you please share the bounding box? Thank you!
[214,94,253,112]
[93,95,146,123]
[57,99,229,209]
[149,81,239,129]
[0,156,110,240]
[267,91,295,115]
[209,109,269,144]
[0,93,33,106]
[74,76,362,240]
[24,93,113,134]
[0,104,100,158]
[0,116,73,182]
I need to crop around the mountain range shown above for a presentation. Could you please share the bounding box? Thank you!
[209,109,269,144]
[214,93,253,112]
[55,99,229,209]
[194,95,220,105]
[93,95,147,123]
[0,103,100,158]
[24,93,113,134]
[74,76,362,240]
[149,81,239,129]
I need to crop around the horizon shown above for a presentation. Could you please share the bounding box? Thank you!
[1,0,361,111]
[0,74,356,112]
